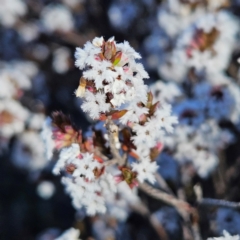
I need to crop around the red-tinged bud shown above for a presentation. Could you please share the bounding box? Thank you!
[156,142,164,152]
[83,138,94,152]
[94,155,104,163]
[96,52,105,61]
[150,142,164,161]
[99,114,107,121]
[65,163,76,174]
[117,166,138,189]
[93,166,105,178]
[139,113,147,123]
[52,125,80,149]
[187,28,219,58]
[127,121,134,128]
[114,175,124,184]
[146,92,153,108]
[51,112,81,149]
[51,111,71,131]
[113,51,122,66]
[111,110,127,120]
[75,77,87,98]
[149,101,160,116]
[103,40,116,60]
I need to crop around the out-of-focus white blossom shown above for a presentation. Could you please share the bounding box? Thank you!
[17,22,40,42]
[41,4,74,32]
[0,0,26,27]
[150,81,182,104]
[173,11,239,76]
[11,131,48,171]
[193,73,240,124]
[0,61,38,99]
[0,99,29,138]
[53,47,71,74]
[163,119,233,179]
[37,181,55,200]
[55,228,81,240]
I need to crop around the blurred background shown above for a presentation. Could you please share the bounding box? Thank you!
[1,0,240,239]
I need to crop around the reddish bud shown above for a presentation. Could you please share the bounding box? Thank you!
[146,91,153,108]
[118,166,138,189]
[113,51,122,66]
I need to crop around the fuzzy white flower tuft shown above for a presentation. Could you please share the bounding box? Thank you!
[41,4,74,32]
[132,160,158,184]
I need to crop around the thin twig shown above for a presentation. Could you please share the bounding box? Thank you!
[155,173,174,195]
[150,215,169,240]
[139,182,202,240]
[105,117,125,166]
[138,182,191,220]
[198,198,240,209]
[103,159,119,166]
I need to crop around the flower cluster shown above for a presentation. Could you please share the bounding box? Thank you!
[0,61,45,161]
[145,0,240,180]
[49,37,177,215]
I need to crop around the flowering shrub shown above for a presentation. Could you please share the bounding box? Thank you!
[1,0,240,239]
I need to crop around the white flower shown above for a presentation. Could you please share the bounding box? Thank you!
[41,4,74,32]
[62,175,109,215]
[132,160,158,184]
[52,143,80,175]
[92,36,104,47]
[116,41,141,59]
[71,152,101,180]
[132,123,158,149]
[81,91,111,119]
[120,102,149,124]
[154,104,178,133]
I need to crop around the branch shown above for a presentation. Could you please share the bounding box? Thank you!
[138,182,192,220]
[139,182,202,240]
[104,118,202,239]
[198,198,240,209]
[105,117,125,166]
[194,184,240,209]
[150,215,169,240]
[155,173,174,195]
[103,159,119,166]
